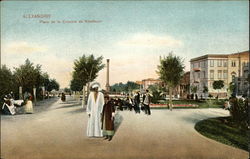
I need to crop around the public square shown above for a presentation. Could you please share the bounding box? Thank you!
[1,96,248,159]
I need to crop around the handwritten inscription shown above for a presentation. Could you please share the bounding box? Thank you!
[23,14,102,24]
[39,20,102,24]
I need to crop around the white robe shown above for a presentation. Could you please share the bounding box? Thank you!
[86,91,104,137]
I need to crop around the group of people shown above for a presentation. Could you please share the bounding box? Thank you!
[1,91,33,115]
[86,83,115,141]
[86,82,152,141]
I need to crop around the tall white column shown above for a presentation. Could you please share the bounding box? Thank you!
[105,59,110,92]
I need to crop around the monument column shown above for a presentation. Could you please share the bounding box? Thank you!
[106,59,110,92]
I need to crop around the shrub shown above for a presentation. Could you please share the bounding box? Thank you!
[229,97,248,128]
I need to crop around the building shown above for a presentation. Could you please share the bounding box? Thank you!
[190,51,249,98]
[141,78,162,90]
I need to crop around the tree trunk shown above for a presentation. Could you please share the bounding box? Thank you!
[86,82,90,100]
[169,87,173,111]
[82,86,86,108]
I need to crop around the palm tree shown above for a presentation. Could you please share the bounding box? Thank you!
[157,52,184,110]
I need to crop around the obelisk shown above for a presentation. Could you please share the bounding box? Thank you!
[106,59,110,92]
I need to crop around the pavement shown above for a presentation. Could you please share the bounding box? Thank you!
[1,96,248,159]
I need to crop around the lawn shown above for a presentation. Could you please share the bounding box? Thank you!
[152,99,225,108]
[194,117,248,151]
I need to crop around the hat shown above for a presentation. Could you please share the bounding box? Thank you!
[90,82,101,91]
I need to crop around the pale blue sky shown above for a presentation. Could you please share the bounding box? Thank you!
[1,1,249,88]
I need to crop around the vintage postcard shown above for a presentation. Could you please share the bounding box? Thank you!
[1,0,249,159]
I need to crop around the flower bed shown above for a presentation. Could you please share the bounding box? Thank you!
[150,104,198,107]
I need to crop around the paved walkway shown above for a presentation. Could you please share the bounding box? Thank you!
[1,96,248,159]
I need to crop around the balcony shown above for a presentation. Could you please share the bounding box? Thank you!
[193,68,201,72]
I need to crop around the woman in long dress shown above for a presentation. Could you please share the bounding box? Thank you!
[86,83,104,137]
[24,94,33,114]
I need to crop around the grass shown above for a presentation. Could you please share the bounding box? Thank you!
[195,117,249,151]
[153,99,225,109]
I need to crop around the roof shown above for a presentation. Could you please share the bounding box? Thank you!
[190,50,249,62]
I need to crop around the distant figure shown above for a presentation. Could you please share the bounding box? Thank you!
[143,89,151,115]
[134,91,140,114]
[61,93,66,102]
[86,82,104,137]
[101,94,115,141]
[2,95,16,115]
[24,93,33,114]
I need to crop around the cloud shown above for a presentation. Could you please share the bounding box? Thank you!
[3,41,48,54]
[118,33,183,48]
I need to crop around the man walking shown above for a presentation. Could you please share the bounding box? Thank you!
[143,89,151,115]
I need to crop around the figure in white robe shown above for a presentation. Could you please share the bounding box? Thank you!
[86,83,104,137]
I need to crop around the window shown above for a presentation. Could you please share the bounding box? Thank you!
[223,60,228,67]
[210,70,214,79]
[232,61,236,67]
[210,60,214,67]
[223,70,228,79]
[218,70,222,79]
[198,72,200,78]
[203,71,206,78]
[217,60,222,67]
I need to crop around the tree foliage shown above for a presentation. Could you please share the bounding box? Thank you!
[157,52,184,110]
[191,85,198,94]
[1,59,60,100]
[71,54,105,91]
[213,80,224,90]
[110,81,140,93]
[0,65,15,101]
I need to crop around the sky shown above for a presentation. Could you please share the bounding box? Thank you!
[1,1,249,89]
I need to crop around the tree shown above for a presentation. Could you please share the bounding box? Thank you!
[71,54,105,107]
[203,86,208,99]
[13,59,60,100]
[48,79,60,91]
[213,80,224,99]
[0,65,15,102]
[110,81,140,93]
[13,59,43,98]
[70,78,82,92]
[228,82,236,97]
[157,53,184,110]
[72,54,105,89]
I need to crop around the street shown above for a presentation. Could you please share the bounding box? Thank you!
[1,96,248,159]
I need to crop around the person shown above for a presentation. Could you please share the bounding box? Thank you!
[86,82,104,137]
[101,94,115,141]
[134,91,140,114]
[2,95,16,115]
[143,90,151,115]
[61,93,66,102]
[24,93,33,114]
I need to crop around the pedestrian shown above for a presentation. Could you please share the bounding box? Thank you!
[101,94,115,141]
[24,93,33,114]
[143,89,151,115]
[86,82,104,137]
[61,93,66,102]
[134,91,140,114]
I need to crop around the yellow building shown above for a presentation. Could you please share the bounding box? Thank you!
[190,51,249,98]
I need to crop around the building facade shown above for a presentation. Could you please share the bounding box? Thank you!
[190,51,249,98]
[141,78,162,90]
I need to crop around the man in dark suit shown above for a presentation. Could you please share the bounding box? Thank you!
[134,91,140,114]
[143,89,151,115]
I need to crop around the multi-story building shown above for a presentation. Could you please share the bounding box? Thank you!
[190,51,249,98]
[141,78,162,90]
